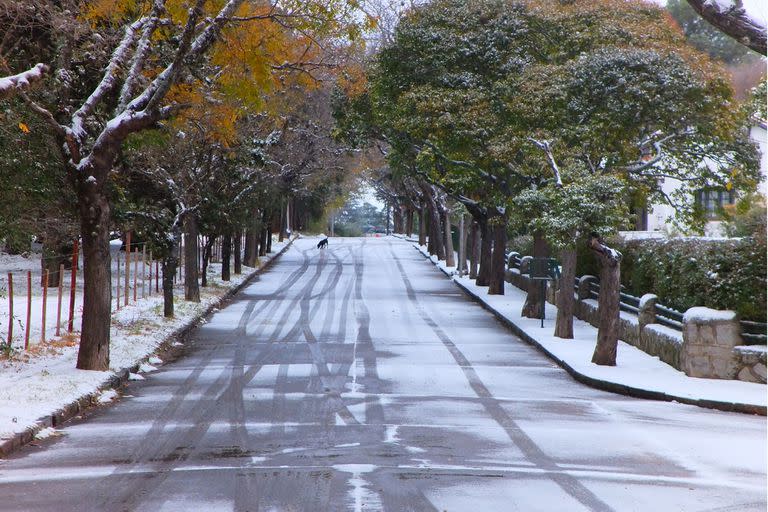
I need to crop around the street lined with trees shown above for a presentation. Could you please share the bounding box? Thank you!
[334,0,762,366]
[1,0,368,370]
[0,0,765,509]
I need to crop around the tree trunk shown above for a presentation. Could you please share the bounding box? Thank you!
[234,230,242,274]
[259,226,267,256]
[244,229,254,266]
[476,218,491,286]
[162,251,177,318]
[183,215,200,303]
[201,236,214,287]
[221,233,232,281]
[429,205,444,259]
[418,207,427,246]
[421,184,445,260]
[457,214,466,276]
[244,214,259,266]
[278,200,286,242]
[426,209,436,254]
[522,232,549,318]
[590,236,622,366]
[406,208,414,236]
[469,220,479,279]
[266,221,273,252]
[444,207,455,267]
[554,247,576,339]
[76,189,112,371]
[488,218,506,295]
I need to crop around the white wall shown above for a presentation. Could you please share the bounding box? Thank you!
[641,122,767,235]
[750,122,768,195]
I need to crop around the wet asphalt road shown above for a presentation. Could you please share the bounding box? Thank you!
[0,237,765,511]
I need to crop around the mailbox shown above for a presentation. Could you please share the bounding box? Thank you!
[528,257,560,327]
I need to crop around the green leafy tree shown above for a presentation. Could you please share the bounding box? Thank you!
[512,171,628,340]
[342,0,759,365]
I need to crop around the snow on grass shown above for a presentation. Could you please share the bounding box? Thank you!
[0,238,291,447]
[413,243,766,409]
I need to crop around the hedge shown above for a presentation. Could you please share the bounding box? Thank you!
[616,237,766,322]
[508,234,766,322]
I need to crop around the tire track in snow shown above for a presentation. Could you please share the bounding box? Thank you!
[234,243,356,510]
[100,246,325,509]
[388,245,616,512]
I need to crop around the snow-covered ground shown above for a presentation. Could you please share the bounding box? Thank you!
[0,246,175,352]
[413,243,767,412]
[0,237,291,448]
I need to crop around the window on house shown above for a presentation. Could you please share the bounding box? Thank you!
[696,189,736,219]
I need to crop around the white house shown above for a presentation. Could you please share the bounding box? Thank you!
[634,121,767,236]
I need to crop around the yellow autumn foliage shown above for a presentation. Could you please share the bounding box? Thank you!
[80,0,366,147]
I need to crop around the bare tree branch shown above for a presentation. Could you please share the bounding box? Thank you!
[0,63,48,99]
[72,18,146,137]
[527,138,564,188]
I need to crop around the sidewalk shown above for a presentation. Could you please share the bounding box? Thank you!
[411,242,767,416]
[0,237,296,456]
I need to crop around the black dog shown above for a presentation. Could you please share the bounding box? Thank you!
[317,238,329,249]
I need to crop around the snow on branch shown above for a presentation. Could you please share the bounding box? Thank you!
[72,18,147,138]
[685,0,766,54]
[77,109,159,171]
[0,63,49,100]
[527,138,563,188]
[188,0,247,59]
[623,131,685,174]
[117,2,167,112]
[588,233,622,265]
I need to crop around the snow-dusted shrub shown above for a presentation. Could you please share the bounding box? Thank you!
[619,237,766,322]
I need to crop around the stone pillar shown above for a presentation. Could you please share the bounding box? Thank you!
[506,252,520,269]
[519,255,532,274]
[577,275,598,301]
[505,252,519,284]
[518,255,532,289]
[681,307,741,379]
[637,293,657,341]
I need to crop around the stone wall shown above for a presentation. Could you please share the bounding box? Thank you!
[504,270,764,383]
[732,346,767,383]
[681,307,742,379]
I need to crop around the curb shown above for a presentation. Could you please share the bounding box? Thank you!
[412,244,767,416]
[0,236,297,458]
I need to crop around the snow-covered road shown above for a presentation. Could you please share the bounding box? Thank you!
[0,237,764,511]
